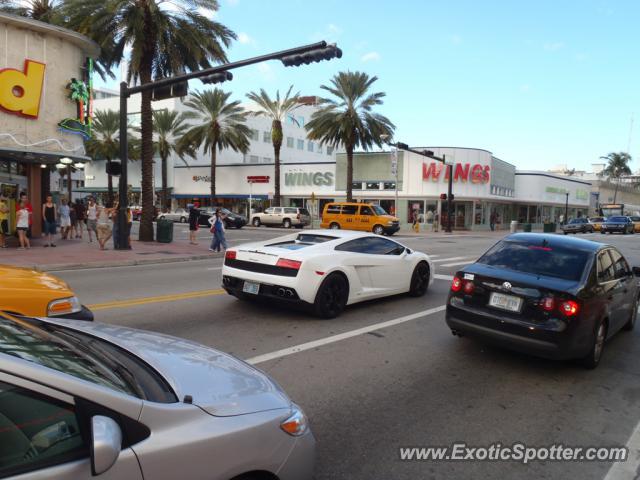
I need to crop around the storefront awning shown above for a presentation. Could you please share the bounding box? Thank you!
[0,146,91,165]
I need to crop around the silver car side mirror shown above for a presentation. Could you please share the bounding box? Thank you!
[91,415,122,476]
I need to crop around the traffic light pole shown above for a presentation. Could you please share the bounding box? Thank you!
[116,40,339,249]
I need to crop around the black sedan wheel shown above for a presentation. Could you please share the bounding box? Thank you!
[582,319,606,369]
[408,262,430,297]
[313,274,348,319]
[624,297,639,331]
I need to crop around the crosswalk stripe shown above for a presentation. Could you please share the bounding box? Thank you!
[432,256,470,263]
[439,260,476,267]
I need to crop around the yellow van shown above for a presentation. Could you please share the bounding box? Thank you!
[321,202,400,235]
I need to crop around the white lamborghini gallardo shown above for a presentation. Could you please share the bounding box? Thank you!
[221,230,434,318]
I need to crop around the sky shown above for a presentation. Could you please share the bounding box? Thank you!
[95,0,640,172]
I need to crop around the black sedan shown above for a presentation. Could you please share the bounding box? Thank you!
[198,207,247,229]
[601,216,635,234]
[446,233,640,368]
[561,217,593,234]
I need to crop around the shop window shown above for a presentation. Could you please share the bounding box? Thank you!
[308,141,314,152]
[327,146,334,156]
[352,181,363,190]
[297,139,304,150]
[286,137,294,148]
[383,182,396,190]
[317,144,323,154]
[263,131,271,143]
[0,161,9,174]
[250,129,259,141]
[366,182,380,190]
[249,155,259,164]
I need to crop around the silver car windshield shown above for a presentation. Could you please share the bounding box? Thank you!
[0,317,176,403]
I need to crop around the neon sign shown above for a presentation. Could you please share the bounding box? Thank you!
[423,162,490,184]
[58,58,94,139]
[0,59,46,118]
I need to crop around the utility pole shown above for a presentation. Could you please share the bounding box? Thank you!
[445,154,453,233]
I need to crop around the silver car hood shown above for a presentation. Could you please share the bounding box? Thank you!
[45,318,291,417]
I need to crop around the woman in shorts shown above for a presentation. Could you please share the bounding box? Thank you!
[96,203,113,251]
[16,200,31,249]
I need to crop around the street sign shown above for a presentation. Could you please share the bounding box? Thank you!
[247,175,270,184]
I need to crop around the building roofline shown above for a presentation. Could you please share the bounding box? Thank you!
[515,171,592,186]
[0,12,100,57]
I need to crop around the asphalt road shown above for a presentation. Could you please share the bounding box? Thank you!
[55,228,640,480]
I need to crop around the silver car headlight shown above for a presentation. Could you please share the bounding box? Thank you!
[47,296,82,317]
[280,405,309,437]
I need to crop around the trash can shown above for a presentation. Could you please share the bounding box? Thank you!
[510,220,518,233]
[156,219,174,243]
[543,223,557,233]
[523,223,532,232]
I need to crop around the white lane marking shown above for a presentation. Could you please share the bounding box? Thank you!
[247,305,446,365]
[433,256,470,263]
[206,267,222,271]
[439,260,476,267]
[434,274,454,281]
[603,421,640,480]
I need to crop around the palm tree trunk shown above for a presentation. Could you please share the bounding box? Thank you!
[346,144,354,202]
[274,144,282,207]
[138,17,156,242]
[161,153,168,210]
[210,148,217,200]
[613,178,620,204]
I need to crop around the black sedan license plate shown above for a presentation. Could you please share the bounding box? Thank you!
[489,292,522,312]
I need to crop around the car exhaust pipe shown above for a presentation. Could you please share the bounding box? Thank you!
[451,329,459,337]
[285,289,294,298]
[277,288,286,297]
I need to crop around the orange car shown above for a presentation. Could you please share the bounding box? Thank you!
[0,265,93,320]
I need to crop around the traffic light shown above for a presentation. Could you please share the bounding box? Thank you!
[281,43,342,67]
[151,81,188,101]
[201,71,233,85]
[396,142,409,150]
[106,161,121,176]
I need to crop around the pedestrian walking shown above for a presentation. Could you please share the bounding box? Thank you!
[74,199,85,239]
[112,201,120,250]
[412,207,420,233]
[69,200,77,238]
[126,206,133,249]
[16,200,31,250]
[209,209,228,252]
[188,202,200,245]
[434,212,440,232]
[42,195,57,247]
[59,198,71,240]
[490,211,496,231]
[86,197,98,243]
[0,192,9,248]
[17,192,33,238]
[96,202,113,251]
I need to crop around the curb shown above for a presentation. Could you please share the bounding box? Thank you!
[31,253,223,272]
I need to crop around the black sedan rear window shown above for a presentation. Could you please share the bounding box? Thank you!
[477,241,590,281]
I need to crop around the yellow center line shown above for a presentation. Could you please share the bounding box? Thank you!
[88,289,226,311]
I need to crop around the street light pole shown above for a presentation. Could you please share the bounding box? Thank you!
[445,154,453,233]
[565,192,569,225]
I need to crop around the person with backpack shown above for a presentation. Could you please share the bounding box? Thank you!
[208,209,227,252]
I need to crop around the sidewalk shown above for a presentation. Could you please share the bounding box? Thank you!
[1,234,221,272]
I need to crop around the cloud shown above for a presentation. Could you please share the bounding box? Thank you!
[543,42,564,51]
[450,34,463,45]
[238,32,255,45]
[361,51,381,63]
[311,23,343,42]
[256,63,275,82]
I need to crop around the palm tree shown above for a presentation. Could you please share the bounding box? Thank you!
[63,0,235,241]
[246,86,301,206]
[305,71,395,202]
[85,109,140,204]
[601,152,632,204]
[152,110,190,210]
[179,89,251,198]
[0,0,62,23]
